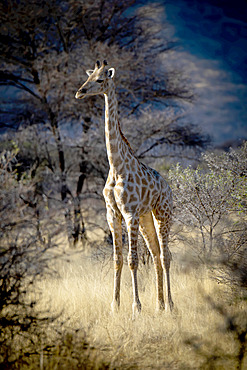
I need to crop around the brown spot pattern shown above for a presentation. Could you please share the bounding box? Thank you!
[76,61,173,314]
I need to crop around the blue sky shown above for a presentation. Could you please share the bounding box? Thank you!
[162,0,247,145]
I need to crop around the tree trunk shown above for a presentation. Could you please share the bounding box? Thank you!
[45,101,86,248]
[72,167,87,247]
[209,225,213,253]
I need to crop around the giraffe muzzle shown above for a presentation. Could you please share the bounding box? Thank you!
[75,88,87,99]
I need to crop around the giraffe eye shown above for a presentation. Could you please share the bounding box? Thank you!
[96,79,104,83]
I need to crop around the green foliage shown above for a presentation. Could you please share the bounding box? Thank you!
[169,142,246,254]
[169,142,247,289]
[204,141,247,213]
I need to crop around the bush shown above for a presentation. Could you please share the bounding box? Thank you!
[169,142,247,287]
[0,148,56,366]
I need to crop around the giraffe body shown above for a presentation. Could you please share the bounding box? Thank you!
[75,61,173,315]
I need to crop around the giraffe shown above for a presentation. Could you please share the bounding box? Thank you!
[75,60,173,315]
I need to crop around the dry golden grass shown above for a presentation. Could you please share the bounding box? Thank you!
[36,246,246,369]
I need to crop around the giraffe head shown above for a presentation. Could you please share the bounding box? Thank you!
[75,60,115,99]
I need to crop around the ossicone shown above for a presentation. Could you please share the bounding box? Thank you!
[95,60,100,69]
[94,60,108,70]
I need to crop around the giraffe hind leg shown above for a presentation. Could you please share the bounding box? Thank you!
[139,212,165,311]
[152,205,174,312]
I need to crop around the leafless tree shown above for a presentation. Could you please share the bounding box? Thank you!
[0,0,199,246]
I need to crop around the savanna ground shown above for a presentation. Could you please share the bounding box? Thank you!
[1,1,246,367]
[1,144,246,369]
[33,237,246,370]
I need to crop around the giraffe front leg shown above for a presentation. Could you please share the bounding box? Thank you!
[126,215,141,316]
[106,206,123,312]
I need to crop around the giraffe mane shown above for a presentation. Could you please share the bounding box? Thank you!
[117,121,135,155]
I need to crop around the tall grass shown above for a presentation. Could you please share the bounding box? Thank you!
[36,247,246,369]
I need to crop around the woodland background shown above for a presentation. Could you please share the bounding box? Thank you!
[0,0,246,368]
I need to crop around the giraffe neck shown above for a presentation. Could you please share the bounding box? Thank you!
[104,83,131,172]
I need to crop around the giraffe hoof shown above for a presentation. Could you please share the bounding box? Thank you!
[111,300,120,314]
[168,300,174,313]
[156,302,166,312]
[132,301,141,318]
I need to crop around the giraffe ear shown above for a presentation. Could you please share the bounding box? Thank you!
[107,68,115,79]
[86,69,94,76]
